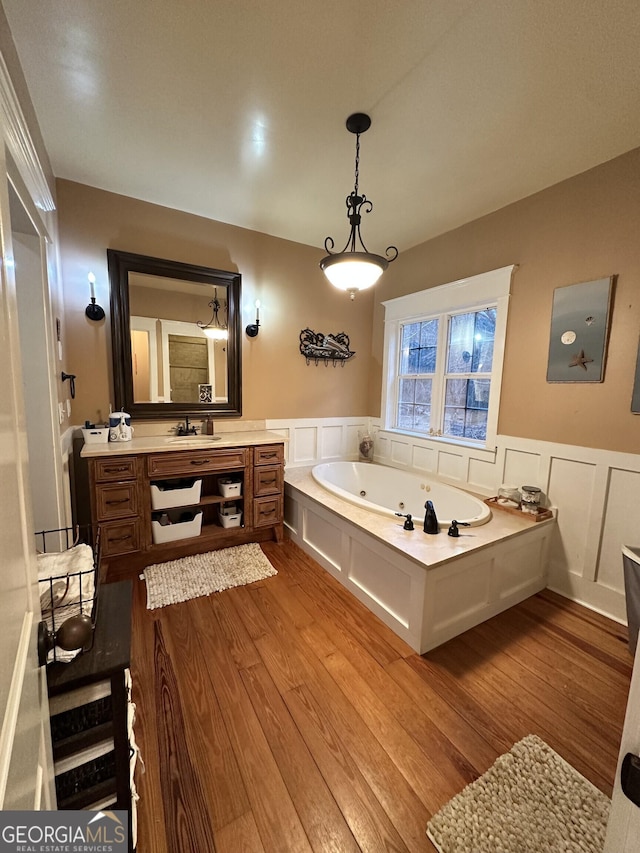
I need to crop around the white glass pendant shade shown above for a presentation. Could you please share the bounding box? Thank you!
[202,326,228,340]
[320,252,388,292]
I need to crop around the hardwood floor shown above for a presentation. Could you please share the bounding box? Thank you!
[129,538,632,853]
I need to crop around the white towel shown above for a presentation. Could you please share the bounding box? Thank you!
[37,543,95,663]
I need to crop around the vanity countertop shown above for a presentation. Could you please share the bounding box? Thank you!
[80,429,286,458]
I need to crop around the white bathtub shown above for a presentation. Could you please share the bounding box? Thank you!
[312,461,490,526]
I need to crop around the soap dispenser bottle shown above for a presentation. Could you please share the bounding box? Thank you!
[423,500,439,534]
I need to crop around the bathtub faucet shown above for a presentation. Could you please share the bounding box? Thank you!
[448,520,471,537]
[395,512,414,531]
[424,500,439,534]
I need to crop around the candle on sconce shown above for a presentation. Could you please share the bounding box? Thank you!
[85,271,105,321]
[246,298,261,337]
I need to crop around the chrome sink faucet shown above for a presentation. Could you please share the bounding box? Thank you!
[176,416,198,436]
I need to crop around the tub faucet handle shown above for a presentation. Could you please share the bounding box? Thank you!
[447,520,470,537]
[395,512,414,531]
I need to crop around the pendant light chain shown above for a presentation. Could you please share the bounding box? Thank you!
[353,131,360,198]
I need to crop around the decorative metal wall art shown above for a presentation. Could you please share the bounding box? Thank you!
[546,276,614,383]
[299,329,355,366]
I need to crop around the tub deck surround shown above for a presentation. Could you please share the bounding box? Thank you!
[285,466,554,653]
[81,430,286,578]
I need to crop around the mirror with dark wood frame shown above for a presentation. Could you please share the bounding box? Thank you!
[108,249,242,420]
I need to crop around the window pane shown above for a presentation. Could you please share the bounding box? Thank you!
[399,378,415,404]
[466,379,490,411]
[471,309,496,372]
[414,405,430,431]
[400,323,420,374]
[443,378,490,441]
[418,346,437,373]
[445,378,468,407]
[397,378,432,433]
[400,320,438,376]
[464,408,488,441]
[415,379,432,405]
[443,406,465,437]
[420,319,439,348]
[397,403,414,430]
[447,313,474,373]
[447,309,497,374]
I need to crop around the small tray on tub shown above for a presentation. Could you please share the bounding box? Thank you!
[484,496,554,523]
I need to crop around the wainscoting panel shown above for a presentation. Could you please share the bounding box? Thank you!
[599,467,640,593]
[267,418,368,468]
[272,417,639,623]
[437,450,466,483]
[547,457,598,579]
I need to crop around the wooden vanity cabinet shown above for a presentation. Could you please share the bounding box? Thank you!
[86,440,284,576]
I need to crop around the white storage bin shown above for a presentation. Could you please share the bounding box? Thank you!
[82,427,109,445]
[218,510,242,528]
[218,477,242,498]
[150,478,202,510]
[151,511,202,544]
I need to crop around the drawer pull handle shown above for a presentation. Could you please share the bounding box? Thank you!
[105,465,129,473]
[259,509,274,516]
[106,498,129,505]
[190,459,210,466]
[109,534,132,542]
[261,478,277,486]
[262,453,277,459]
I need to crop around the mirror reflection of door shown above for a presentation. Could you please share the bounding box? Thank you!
[128,273,228,404]
[130,317,160,402]
[168,334,209,403]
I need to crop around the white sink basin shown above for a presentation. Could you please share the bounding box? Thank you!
[165,436,222,446]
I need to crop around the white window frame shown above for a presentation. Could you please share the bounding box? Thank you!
[381,265,515,449]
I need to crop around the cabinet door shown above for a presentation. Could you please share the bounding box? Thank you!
[253,495,283,528]
[254,464,283,497]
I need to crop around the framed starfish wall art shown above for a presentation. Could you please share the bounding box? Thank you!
[546,276,614,383]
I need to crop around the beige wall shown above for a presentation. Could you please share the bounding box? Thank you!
[56,180,374,426]
[371,147,640,455]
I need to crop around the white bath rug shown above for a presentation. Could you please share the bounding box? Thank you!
[142,543,277,610]
[426,734,609,853]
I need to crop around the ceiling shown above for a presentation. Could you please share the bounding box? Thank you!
[4,0,640,254]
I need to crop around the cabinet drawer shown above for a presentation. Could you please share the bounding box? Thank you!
[93,457,137,482]
[254,444,284,466]
[95,483,138,521]
[147,448,248,477]
[253,495,283,528]
[254,464,283,497]
[101,520,141,557]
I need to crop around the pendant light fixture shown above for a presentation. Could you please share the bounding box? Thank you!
[197,288,228,340]
[320,113,398,300]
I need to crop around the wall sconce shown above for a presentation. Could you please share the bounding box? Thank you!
[85,272,105,321]
[246,300,261,337]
